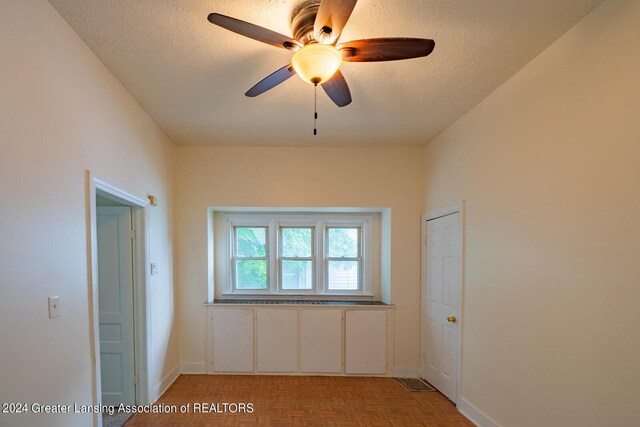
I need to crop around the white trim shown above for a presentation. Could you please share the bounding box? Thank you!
[93,176,149,207]
[152,365,180,403]
[222,213,373,298]
[210,208,391,304]
[459,203,466,406]
[325,224,365,293]
[278,224,316,293]
[393,366,422,378]
[209,206,388,213]
[230,222,271,294]
[207,208,215,302]
[86,173,101,427]
[86,171,151,427]
[457,397,501,427]
[131,205,151,407]
[421,201,465,404]
[180,362,207,374]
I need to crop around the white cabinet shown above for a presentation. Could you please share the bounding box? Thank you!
[212,308,254,372]
[301,310,342,373]
[345,310,387,374]
[256,309,298,372]
[209,305,391,376]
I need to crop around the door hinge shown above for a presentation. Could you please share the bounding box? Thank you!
[133,375,139,385]
[130,229,136,240]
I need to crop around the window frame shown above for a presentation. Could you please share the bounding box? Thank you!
[230,221,272,295]
[278,224,316,294]
[325,225,363,293]
[224,214,372,298]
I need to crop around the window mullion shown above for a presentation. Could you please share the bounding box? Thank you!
[270,221,277,293]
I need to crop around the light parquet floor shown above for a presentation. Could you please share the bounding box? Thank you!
[127,375,473,426]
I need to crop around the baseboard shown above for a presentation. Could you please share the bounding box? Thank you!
[393,366,421,378]
[176,363,419,378]
[152,365,180,402]
[180,362,207,374]
[457,397,501,427]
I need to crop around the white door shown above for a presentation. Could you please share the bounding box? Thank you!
[423,212,461,402]
[345,310,387,375]
[97,206,136,406]
[212,308,254,373]
[256,309,298,373]
[300,310,342,374]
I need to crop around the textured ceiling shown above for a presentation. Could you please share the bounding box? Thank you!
[47,0,604,147]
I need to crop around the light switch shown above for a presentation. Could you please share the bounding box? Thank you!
[150,263,158,276]
[48,296,60,318]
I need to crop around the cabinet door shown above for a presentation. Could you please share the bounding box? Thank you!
[345,310,387,374]
[301,310,342,373]
[256,309,298,372]
[212,309,254,372]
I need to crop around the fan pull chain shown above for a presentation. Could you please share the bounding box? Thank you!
[313,84,318,136]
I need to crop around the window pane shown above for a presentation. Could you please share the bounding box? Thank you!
[327,260,359,290]
[282,260,313,290]
[236,227,266,257]
[327,228,359,257]
[282,228,312,257]
[236,260,267,289]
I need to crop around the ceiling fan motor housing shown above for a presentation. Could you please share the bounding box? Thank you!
[291,0,321,44]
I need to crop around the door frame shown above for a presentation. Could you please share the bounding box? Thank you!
[421,202,464,404]
[86,171,151,426]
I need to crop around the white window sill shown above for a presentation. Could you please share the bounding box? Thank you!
[219,292,376,302]
[206,299,393,307]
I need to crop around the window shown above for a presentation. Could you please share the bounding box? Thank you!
[326,227,361,291]
[223,214,373,298]
[234,226,268,290]
[280,227,314,290]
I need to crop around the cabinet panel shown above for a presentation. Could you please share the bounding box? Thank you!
[345,310,387,374]
[301,310,342,373]
[212,309,254,372]
[256,309,298,372]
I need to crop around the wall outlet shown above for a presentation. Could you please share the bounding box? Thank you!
[48,296,61,318]
[150,263,158,276]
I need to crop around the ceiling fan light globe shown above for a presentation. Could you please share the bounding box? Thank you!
[291,43,343,85]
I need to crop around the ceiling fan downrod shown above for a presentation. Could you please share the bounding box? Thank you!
[314,83,318,136]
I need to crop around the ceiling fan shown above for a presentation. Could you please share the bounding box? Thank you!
[208,0,435,105]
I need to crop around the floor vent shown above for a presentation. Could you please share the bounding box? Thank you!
[102,410,132,427]
[396,377,436,392]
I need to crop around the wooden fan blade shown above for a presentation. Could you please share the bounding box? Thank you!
[245,64,296,97]
[322,70,352,107]
[208,13,301,51]
[339,38,435,62]
[314,0,358,44]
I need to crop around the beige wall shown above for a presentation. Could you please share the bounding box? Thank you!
[175,146,424,372]
[0,1,178,426]
[423,0,640,425]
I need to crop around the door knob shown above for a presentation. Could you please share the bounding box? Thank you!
[447,316,457,323]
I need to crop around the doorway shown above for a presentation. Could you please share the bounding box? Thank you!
[421,206,463,403]
[87,172,151,427]
[96,200,136,406]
